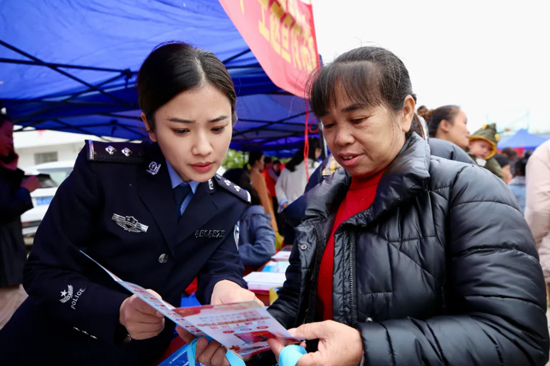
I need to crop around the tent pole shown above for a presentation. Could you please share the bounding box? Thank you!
[222,48,251,65]
[0,40,133,106]
[15,73,131,122]
[0,57,133,74]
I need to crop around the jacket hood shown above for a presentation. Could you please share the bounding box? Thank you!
[469,123,499,159]
[302,133,431,224]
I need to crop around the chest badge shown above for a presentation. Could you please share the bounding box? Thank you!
[112,214,149,233]
[147,161,161,175]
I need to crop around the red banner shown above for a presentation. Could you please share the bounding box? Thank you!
[219,0,320,98]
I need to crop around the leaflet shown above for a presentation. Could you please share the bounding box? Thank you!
[174,301,292,357]
[79,250,204,336]
[80,250,296,357]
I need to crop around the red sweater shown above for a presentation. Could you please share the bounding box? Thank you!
[317,170,385,320]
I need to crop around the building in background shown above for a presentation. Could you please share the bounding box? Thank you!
[13,129,96,169]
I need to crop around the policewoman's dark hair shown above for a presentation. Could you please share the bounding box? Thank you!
[308,46,424,139]
[417,105,460,138]
[137,41,237,132]
[285,138,321,172]
[247,151,264,169]
[223,168,261,206]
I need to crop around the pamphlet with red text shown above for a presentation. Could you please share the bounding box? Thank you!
[80,250,295,357]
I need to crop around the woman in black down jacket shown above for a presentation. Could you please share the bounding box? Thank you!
[260,47,549,366]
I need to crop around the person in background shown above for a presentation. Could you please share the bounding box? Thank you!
[509,154,529,213]
[501,147,519,163]
[495,154,512,184]
[0,114,40,330]
[275,138,321,211]
[271,160,281,177]
[260,45,547,366]
[418,104,470,149]
[261,156,281,230]
[304,154,342,193]
[261,156,277,199]
[223,168,276,270]
[248,151,278,232]
[525,140,550,304]
[275,139,321,245]
[467,123,504,180]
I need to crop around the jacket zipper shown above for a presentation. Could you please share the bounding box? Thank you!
[306,222,325,323]
[347,230,358,327]
[334,224,359,327]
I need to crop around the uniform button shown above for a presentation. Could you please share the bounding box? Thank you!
[366,317,373,322]
[124,333,132,344]
[300,244,307,250]
[73,327,80,332]
[90,335,97,340]
[158,253,169,263]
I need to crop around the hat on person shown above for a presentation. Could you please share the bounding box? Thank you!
[469,123,499,159]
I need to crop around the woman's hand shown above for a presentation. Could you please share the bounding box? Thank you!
[268,320,363,366]
[118,289,164,340]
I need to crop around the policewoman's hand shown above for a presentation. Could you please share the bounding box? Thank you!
[211,279,263,306]
[268,320,363,366]
[119,289,165,340]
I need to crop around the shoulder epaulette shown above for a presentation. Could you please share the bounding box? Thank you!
[213,174,251,203]
[86,140,144,164]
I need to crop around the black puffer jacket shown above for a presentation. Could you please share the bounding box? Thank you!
[269,134,549,365]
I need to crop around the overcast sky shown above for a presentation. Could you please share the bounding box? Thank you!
[312,0,550,134]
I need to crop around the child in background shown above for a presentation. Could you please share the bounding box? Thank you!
[467,123,504,180]
[223,168,276,270]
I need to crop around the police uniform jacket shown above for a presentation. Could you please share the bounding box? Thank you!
[0,141,250,366]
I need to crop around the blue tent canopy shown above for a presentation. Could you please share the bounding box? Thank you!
[0,0,317,152]
[498,129,548,150]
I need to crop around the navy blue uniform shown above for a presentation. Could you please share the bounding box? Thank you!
[0,141,250,366]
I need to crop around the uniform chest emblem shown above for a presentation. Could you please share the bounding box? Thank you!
[112,214,149,233]
[147,161,161,175]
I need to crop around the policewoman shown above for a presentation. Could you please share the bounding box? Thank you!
[0,42,257,366]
